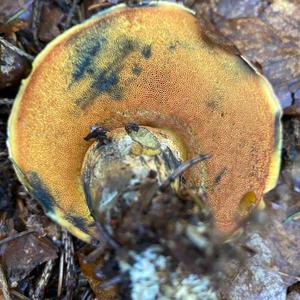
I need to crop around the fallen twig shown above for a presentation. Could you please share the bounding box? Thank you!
[65,0,81,29]
[63,230,77,300]
[57,251,64,298]
[0,262,12,300]
[95,219,120,250]
[98,274,123,289]
[32,0,42,50]
[5,0,34,24]
[0,230,34,247]
[283,211,300,224]
[0,98,14,106]
[160,153,211,190]
[0,37,34,61]
[33,259,55,300]
[10,290,30,300]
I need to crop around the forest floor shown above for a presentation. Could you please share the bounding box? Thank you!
[0,0,299,299]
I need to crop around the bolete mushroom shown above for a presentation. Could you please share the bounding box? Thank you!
[8,2,281,242]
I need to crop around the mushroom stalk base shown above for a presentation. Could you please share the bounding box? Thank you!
[81,126,185,223]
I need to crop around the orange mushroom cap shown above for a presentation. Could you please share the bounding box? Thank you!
[8,2,281,242]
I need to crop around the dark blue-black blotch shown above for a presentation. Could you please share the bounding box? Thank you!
[141,44,152,59]
[65,214,91,233]
[274,111,281,150]
[75,38,138,108]
[132,64,142,75]
[92,71,119,93]
[70,28,153,109]
[72,37,107,82]
[26,171,57,214]
[214,167,227,185]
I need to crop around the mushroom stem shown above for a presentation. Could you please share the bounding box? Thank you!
[81,125,186,225]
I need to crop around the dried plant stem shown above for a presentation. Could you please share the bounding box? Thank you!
[32,0,42,50]
[33,259,55,300]
[0,262,12,300]
[0,37,34,61]
[84,243,106,264]
[0,230,34,246]
[0,99,14,106]
[95,220,120,250]
[63,230,77,300]
[98,274,123,289]
[160,153,211,190]
[276,270,300,282]
[65,0,81,29]
[57,251,64,298]
[10,290,30,300]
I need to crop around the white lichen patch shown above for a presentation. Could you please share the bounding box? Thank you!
[0,46,15,75]
[120,246,217,300]
[165,274,217,300]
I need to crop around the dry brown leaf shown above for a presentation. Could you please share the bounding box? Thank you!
[0,42,31,90]
[38,3,65,43]
[0,233,57,284]
[194,0,300,108]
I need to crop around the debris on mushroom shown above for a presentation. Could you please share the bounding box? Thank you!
[0,41,30,90]
[8,2,281,243]
[79,171,224,300]
[81,125,184,222]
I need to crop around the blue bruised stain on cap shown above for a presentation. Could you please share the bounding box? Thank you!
[26,171,58,214]
[69,31,152,109]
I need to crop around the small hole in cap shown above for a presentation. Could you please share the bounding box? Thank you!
[238,191,257,216]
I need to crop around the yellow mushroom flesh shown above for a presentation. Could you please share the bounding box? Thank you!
[81,126,185,223]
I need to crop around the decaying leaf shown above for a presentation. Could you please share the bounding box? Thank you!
[216,17,300,108]
[38,3,65,43]
[0,0,31,35]
[219,182,300,299]
[0,233,57,284]
[0,42,31,90]
[194,0,300,108]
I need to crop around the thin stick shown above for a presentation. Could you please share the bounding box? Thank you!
[84,243,106,264]
[95,220,120,251]
[5,0,34,24]
[276,270,300,282]
[82,289,92,300]
[98,274,123,289]
[31,0,42,50]
[63,230,76,300]
[0,98,14,106]
[0,262,12,300]
[33,259,55,300]
[0,37,34,61]
[57,251,64,298]
[283,211,300,224]
[0,230,34,246]
[65,0,80,29]
[10,290,30,300]
[160,154,211,190]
